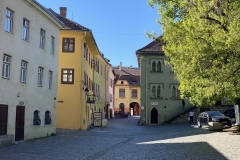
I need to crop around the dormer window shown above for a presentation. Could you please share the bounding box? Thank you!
[121,81,124,84]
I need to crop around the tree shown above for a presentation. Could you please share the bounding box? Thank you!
[148,0,240,106]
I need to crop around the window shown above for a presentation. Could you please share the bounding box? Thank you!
[157,61,161,72]
[61,69,74,84]
[2,55,11,79]
[22,19,29,41]
[33,110,41,125]
[132,89,137,98]
[84,43,87,57]
[151,84,163,98]
[4,9,13,33]
[151,60,163,72]
[151,85,156,98]
[45,111,52,124]
[121,81,124,84]
[86,49,88,61]
[119,89,125,97]
[20,61,27,83]
[40,29,45,49]
[51,36,55,54]
[48,71,52,89]
[171,86,180,98]
[101,64,102,76]
[38,67,43,87]
[89,52,91,65]
[0,105,8,135]
[62,38,74,52]
[152,61,156,72]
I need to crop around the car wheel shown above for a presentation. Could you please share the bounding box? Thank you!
[197,120,202,128]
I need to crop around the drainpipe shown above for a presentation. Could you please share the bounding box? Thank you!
[79,31,87,129]
[141,57,147,124]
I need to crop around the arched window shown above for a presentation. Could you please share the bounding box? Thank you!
[119,103,125,113]
[172,86,176,98]
[157,86,161,98]
[152,85,156,98]
[157,61,161,72]
[152,61,156,72]
[33,110,41,125]
[45,111,52,124]
[177,88,180,98]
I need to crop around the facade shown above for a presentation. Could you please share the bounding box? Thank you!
[49,8,110,130]
[0,0,63,142]
[136,37,193,125]
[113,63,141,116]
[108,66,114,118]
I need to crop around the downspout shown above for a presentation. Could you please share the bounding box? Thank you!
[79,31,87,129]
[141,57,147,124]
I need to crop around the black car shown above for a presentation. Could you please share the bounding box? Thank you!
[223,109,235,122]
[197,111,232,128]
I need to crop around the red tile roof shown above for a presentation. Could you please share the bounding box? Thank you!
[48,8,90,31]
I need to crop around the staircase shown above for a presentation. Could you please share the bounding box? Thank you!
[165,107,200,124]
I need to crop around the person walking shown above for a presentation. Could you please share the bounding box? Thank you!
[189,110,194,123]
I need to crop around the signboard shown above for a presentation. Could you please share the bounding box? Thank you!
[93,112,102,127]
[151,102,158,106]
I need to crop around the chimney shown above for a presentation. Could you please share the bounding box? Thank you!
[60,7,67,18]
[119,62,122,70]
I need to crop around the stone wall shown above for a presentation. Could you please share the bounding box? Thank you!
[0,135,14,147]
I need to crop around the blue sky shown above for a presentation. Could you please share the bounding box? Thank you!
[39,0,162,67]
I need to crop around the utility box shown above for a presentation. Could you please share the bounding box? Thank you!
[208,122,223,131]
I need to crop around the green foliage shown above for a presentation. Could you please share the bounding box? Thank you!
[148,0,240,106]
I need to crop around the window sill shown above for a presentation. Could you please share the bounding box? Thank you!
[150,97,163,99]
[119,96,125,98]
[131,97,138,99]
[170,98,181,100]
[150,71,163,73]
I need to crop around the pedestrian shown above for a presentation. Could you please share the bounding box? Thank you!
[182,99,185,114]
[189,110,194,123]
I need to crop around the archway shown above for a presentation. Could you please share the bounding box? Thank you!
[151,108,158,124]
[129,102,140,116]
[119,103,125,114]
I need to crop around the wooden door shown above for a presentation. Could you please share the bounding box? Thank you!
[15,106,25,141]
[0,105,8,135]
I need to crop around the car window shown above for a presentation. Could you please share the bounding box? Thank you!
[208,112,223,116]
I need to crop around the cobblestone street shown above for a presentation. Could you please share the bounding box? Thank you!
[0,116,240,160]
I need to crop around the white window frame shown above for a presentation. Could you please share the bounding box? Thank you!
[20,61,27,83]
[40,29,45,49]
[51,36,54,54]
[48,71,52,89]
[22,19,29,41]
[2,55,11,79]
[150,84,163,98]
[4,9,13,33]
[170,85,180,99]
[38,67,43,87]
[150,59,164,72]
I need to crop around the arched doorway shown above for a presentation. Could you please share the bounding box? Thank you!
[129,102,140,116]
[119,103,125,114]
[151,108,158,124]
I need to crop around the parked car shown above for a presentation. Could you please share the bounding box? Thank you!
[197,111,232,128]
[223,109,235,122]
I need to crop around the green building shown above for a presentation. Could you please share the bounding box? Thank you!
[136,37,193,124]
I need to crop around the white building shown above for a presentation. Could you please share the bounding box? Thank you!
[108,66,114,118]
[0,0,63,143]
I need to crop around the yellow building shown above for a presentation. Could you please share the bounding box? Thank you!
[113,63,141,116]
[49,8,109,130]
